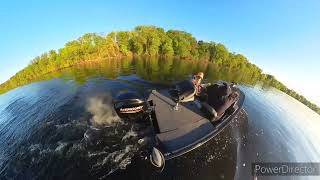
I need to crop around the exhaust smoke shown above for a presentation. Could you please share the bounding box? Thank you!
[86,93,121,126]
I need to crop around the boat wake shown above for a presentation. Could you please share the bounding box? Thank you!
[0,93,148,179]
[232,109,250,180]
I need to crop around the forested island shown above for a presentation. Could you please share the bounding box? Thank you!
[0,25,319,114]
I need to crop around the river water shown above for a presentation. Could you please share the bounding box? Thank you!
[0,58,319,180]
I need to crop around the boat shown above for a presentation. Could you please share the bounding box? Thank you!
[113,80,245,170]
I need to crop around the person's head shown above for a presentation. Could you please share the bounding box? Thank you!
[194,72,204,84]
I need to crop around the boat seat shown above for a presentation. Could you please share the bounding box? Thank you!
[169,80,196,103]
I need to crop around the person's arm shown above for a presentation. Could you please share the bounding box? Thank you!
[201,83,211,88]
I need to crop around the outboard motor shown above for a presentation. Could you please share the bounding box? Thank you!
[113,92,146,120]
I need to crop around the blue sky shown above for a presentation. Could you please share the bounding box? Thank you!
[0,0,319,105]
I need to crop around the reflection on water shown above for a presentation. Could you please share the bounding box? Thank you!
[0,57,319,180]
[14,57,264,88]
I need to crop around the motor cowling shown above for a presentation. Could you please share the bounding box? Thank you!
[113,92,146,120]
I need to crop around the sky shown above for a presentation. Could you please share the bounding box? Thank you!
[0,0,319,106]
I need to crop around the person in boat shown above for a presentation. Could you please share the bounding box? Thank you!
[191,72,212,101]
[192,72,204,96]
[169,72,209,103]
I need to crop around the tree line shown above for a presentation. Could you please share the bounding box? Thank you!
[0,25,319,114]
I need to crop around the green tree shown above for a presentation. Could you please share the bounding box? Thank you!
[211,43,229,64]
[167,30,198,58]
